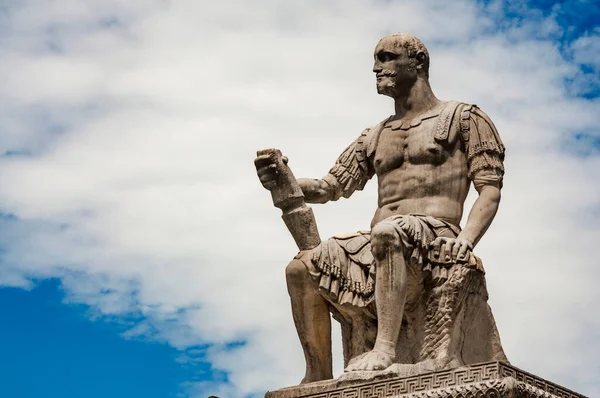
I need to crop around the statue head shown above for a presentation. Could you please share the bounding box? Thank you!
[373,33,430,97]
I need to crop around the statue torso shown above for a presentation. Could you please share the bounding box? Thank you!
[371,104,470,227]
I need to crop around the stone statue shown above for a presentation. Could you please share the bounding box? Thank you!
[255,33,508,385]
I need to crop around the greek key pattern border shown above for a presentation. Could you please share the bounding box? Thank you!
[499,363,585,398]
[266,362,587,398]
[304,380,506,398]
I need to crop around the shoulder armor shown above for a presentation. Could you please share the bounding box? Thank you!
[366,116,393,160]
[460,103,475,143]
[355,129,370,174]
[434,101,461,142]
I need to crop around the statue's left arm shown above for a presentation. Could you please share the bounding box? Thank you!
[433,106,506,262]
[454,106,506,259]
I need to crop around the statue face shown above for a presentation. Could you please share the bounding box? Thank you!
[373,37,418,98]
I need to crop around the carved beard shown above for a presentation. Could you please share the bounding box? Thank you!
[376,71,398,96]
[376,64,419,97]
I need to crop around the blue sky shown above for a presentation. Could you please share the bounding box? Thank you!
[0,280,218,398]
[0,0,599,397]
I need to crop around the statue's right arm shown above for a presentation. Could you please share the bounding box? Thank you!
[297,177,339,204]
[257,128,375,203]
[297,128,376,204]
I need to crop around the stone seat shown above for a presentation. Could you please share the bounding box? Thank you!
[327,255,508,374]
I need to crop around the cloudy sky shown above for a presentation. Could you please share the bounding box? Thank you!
[0,0,599,397]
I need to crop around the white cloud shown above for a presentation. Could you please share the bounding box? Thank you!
[571,27,600,66]
[0,0,599,396]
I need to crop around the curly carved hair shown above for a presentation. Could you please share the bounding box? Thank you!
[379,33,430,78]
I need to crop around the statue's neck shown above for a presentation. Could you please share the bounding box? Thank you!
[393,78,441,120]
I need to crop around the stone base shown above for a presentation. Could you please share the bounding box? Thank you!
[265,362,587,398]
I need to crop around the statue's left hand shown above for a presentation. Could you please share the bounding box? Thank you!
[429,236,473,263]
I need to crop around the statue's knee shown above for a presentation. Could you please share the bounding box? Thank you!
[371,222,402,260]
[285,259,308,287]
[371,222,401,245]
[372,221,400,241]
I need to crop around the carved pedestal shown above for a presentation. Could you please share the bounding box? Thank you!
[265,362,587,398]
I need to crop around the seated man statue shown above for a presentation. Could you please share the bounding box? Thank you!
[255,33,508,384]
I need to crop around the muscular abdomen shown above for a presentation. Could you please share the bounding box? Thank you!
[372,144,470,228]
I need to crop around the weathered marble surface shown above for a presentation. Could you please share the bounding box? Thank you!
[265,362,587,398]
[255,32,508,384]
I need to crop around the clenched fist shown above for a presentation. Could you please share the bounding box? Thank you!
[254,149,288,191]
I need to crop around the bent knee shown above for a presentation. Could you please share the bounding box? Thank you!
[371,221,403,260]
[285,259,309,283]
[371,221,401,246]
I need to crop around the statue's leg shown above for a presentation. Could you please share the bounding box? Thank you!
[286,258,333,383]
[345,222,407,372]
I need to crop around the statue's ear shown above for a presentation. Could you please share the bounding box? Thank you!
[416,51,427,70]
